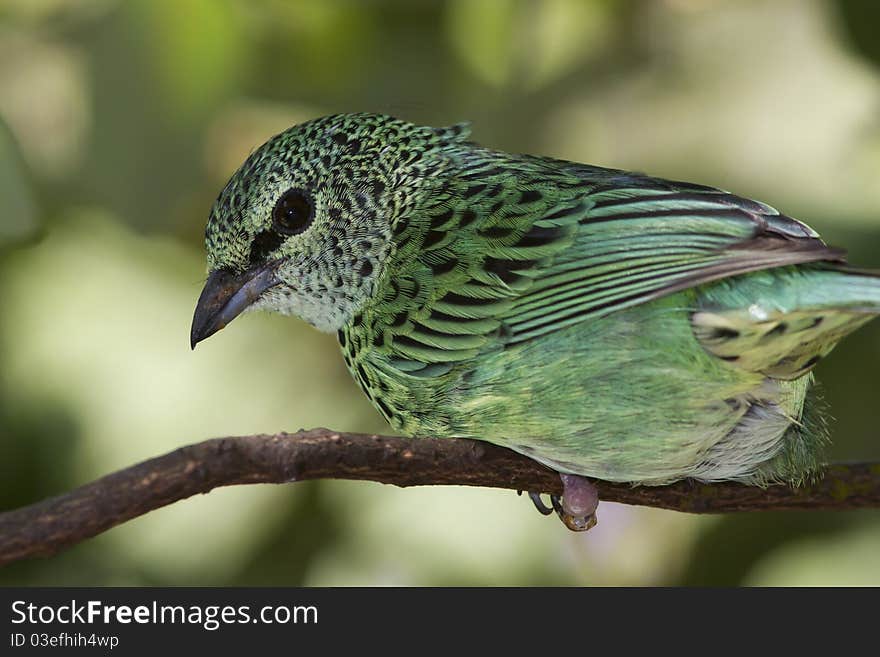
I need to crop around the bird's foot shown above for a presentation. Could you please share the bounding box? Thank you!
[526,474,598,531]
[527,491,554,515]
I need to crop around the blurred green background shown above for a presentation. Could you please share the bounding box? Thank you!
[1,0,879,586]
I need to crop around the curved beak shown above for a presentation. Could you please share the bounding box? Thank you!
[190,264,281,349]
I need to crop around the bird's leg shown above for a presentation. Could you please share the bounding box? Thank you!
[557,474,599,531]
[529,474,598,531]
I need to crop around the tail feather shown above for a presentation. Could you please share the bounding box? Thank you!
[693,266,880,379]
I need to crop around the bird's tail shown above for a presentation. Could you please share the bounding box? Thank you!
[692,265,880,379]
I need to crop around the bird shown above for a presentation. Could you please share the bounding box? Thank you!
[191,112,880,531]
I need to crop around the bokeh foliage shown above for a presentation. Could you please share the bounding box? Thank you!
[0,0,878,585]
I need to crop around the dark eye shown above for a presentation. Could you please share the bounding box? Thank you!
[272,188,314,235]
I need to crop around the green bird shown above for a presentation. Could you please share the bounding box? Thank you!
[191,113,879,530]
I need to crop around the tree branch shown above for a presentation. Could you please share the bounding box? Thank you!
[1,428,878,566]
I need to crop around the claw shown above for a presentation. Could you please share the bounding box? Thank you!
[524,474,599,531]
[558,510,597,532]
[527,491,554,516]
[549,492,596,530]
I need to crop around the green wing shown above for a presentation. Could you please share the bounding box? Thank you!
[501,170,844,344]
[358,154,844,374]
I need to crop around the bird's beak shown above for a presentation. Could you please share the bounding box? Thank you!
[190,264,281,349]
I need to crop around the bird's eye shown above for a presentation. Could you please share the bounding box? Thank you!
[272,188,314,235]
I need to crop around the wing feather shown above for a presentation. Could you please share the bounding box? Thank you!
[356,155,845,371]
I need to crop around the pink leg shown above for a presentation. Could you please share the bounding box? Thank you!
[525,474,599,531]
[556,474,599,531]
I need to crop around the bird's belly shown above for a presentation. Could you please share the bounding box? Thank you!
[430,293,809,484]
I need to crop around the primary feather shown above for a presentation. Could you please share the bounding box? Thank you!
[196,113,880,486]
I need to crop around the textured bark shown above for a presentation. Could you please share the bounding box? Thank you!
[1,428,878,566]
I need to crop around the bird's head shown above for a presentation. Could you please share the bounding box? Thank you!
[190,113,470,348]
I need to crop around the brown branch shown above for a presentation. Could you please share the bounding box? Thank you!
[1,428,878,567]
